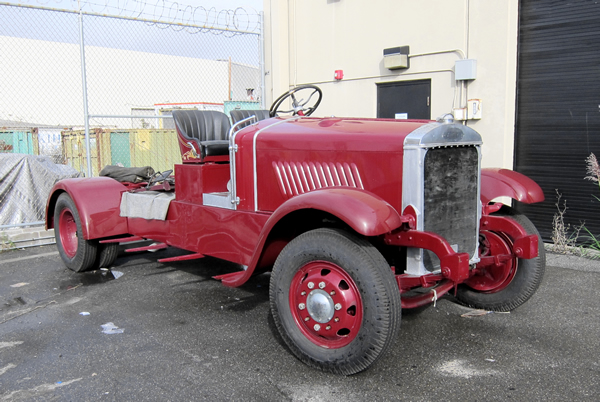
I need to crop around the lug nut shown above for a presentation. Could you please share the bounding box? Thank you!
[305,317,310,322]
[318,281,326,289]
[330,290,336,296]
[298,303,305,310]
[314,324,321,331]
[307,282,314,289]
[301,291,306,296]
[326,325,331,330]
[334,303,342,311]
[334,317,339,322]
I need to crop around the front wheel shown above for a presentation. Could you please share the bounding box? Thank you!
[54,193,97,272]
[269,228,401,375]
[455,206,545,311]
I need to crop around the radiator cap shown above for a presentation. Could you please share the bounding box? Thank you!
[436,113,455,124]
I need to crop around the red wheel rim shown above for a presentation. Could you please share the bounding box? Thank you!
[59,208,78,258]
[467,231,517,292]
[289,261,363,349]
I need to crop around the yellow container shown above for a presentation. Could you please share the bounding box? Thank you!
[61,128,181,177]
[130,129,181,174]
[61,129,101,176]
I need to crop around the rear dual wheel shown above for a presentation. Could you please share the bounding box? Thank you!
[95,243,119,269]
[54,193,119,272]
[270,228,401,375]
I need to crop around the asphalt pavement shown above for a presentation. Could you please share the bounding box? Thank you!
[1,244,599,401]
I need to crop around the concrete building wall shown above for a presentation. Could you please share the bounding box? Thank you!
[231,62,261,101]
[264,0,519,169]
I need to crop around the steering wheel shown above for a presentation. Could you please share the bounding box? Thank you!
[146,170,173,188]
[269,85,322,118]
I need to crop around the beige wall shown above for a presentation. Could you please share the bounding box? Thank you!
[264,0,519,169]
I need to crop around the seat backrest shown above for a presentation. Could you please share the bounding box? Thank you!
[172,110,231,142]
[230,109,271,127]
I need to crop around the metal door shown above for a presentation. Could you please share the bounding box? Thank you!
[376,79,431,120]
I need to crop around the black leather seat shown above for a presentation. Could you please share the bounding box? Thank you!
[230,109,271,128]
[172,110,231,161]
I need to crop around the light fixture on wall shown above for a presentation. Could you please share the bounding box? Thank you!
[383,46,410,70]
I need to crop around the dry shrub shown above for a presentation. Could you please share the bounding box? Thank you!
[551,190,582,254]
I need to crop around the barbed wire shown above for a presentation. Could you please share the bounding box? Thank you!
[3,0,261,34]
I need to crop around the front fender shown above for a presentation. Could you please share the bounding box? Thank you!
[268,188,403,237]
[480,168,544,205]
[46,177,129,240]
[219,188,402,287]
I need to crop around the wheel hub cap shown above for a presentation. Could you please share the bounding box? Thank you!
[306,289,335,323]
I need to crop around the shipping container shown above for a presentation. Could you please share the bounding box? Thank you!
[130,129,181,172]
[61,129,101,176]
[0,128,39,155]
[223,101,262,119]
[61,129,181,177]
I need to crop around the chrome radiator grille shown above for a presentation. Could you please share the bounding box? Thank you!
[422,146,479,271]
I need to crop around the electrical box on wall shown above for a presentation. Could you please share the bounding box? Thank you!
[384,46,409,70]
[453,107,467,121]
[467,99,482,119]
[455,59,477,80]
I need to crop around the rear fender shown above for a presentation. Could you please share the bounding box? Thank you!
[481,168,544,206]
[220,188,403,287]
[46,177,129,240]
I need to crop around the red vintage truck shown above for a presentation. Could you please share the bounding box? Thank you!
[46,85,545,375]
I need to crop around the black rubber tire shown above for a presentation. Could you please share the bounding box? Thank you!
[269,228,401,375]
[54,193,97,272]
[93,243,119,269]
[455,206,545,312]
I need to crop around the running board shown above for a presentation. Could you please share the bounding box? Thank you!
[213,271,246,283]
[125,243,168,252]
[100,236,144,244]
[158,253,205,263]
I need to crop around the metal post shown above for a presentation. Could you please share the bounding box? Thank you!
[259,11,266,109]
[78,1,92,177]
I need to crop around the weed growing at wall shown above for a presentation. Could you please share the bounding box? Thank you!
[581,153,600,255]
[0,232,15,252]
[551,153,600,258]
[551,190,582,254]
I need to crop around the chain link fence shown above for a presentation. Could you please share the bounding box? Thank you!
[0,0,263,235]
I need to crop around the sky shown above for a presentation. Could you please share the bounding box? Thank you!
[1,0,263,62]
[0,0,265,125]
[2,1,264,35]
[4,0,263,14]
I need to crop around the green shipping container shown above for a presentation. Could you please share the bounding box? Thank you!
[223,101,262,119]
[110,132,131,167]
[0,128,39,155]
